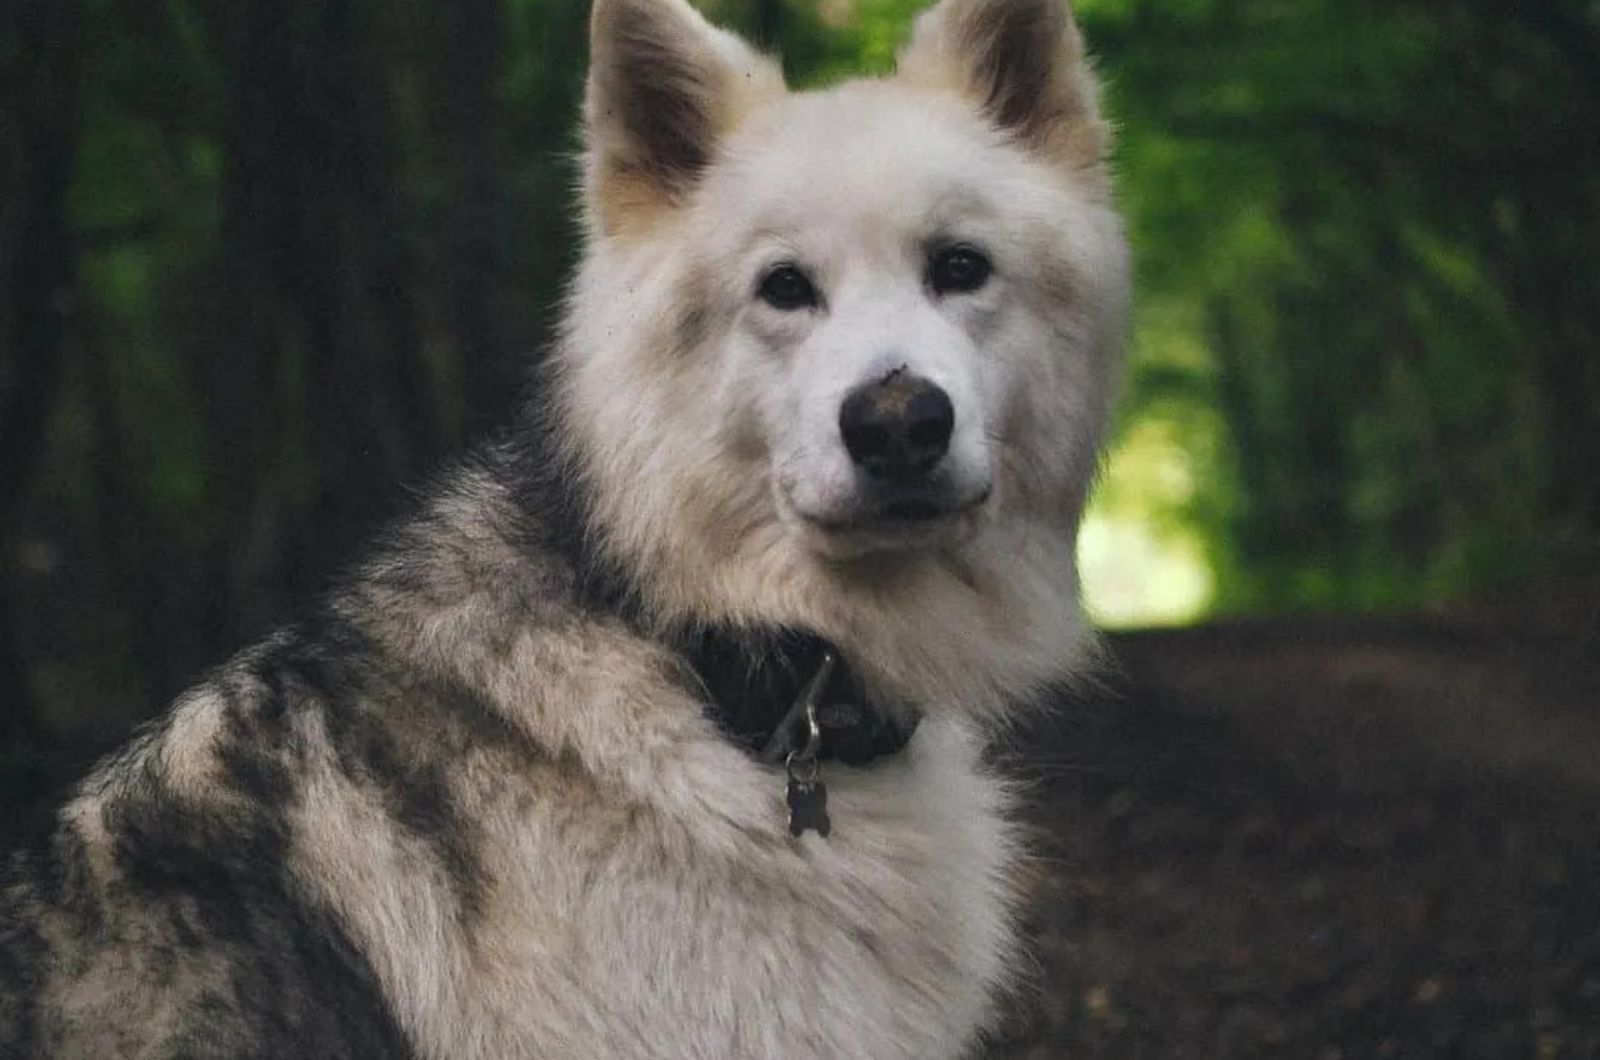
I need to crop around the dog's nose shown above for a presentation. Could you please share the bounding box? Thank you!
[839,370,955,481]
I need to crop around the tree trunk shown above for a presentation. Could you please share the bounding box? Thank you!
[0,0,85,741]
[198,0,434,663]
[439,0,512,436]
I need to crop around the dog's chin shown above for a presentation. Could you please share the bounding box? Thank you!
[783,492,991,561]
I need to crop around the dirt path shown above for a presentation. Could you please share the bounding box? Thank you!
[991,616,1600,1059]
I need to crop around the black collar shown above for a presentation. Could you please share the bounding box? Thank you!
[677,625,920,767]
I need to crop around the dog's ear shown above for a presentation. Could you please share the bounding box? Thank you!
[585,0,784,237]
[897,0,1107,169]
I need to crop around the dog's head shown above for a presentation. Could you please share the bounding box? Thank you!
[561,0,1127,627]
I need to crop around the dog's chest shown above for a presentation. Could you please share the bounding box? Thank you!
[435,717,1017,1060]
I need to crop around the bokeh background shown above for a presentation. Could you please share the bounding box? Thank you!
[3,2,1598,1056]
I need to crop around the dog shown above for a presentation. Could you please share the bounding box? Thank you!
[0,0,1127,1055]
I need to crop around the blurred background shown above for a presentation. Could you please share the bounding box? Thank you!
[3,1,1598,1055]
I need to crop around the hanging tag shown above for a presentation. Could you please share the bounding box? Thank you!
[786,776,831,837]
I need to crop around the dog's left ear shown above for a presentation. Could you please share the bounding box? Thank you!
[585,0,784,237]
[897,0,1108,170]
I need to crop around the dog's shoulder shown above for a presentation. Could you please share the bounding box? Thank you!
[0,641,430,1058]
[0,453,569,1059]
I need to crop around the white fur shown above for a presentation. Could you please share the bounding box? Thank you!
[293,678,1021,1058]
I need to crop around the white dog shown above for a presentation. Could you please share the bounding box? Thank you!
[0,0,1127,1056]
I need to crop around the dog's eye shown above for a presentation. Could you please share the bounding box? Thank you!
[928,245,992,296]
[758,264,818,311]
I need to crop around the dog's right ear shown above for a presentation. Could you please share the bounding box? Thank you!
[897,0,1108,172]
[585,0,783,238]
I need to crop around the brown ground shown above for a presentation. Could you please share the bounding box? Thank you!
[5,609,1598,1058]
[990,612,1600,1059]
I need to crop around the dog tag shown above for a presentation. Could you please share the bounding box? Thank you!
[787,778,831,838]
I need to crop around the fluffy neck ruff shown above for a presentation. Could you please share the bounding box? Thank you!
[501,398,920,762]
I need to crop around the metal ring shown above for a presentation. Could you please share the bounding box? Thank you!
[785,750,820,785]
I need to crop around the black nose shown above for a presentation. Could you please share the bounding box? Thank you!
[838,370,955,481]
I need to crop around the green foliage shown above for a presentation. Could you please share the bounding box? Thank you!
[1078,0,1597,617]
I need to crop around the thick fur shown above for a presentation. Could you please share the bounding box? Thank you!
[0,0,1128,1057]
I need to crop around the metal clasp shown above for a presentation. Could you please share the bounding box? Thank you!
[760,649,836,765]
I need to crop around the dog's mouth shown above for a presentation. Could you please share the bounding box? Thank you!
[881,497,950,522]
[787,484,992,555]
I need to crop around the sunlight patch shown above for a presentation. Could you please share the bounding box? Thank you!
[1079,415,1217,628]
[1079,513,1213,628]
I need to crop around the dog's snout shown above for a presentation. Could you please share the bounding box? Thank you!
[839,371,955,481]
